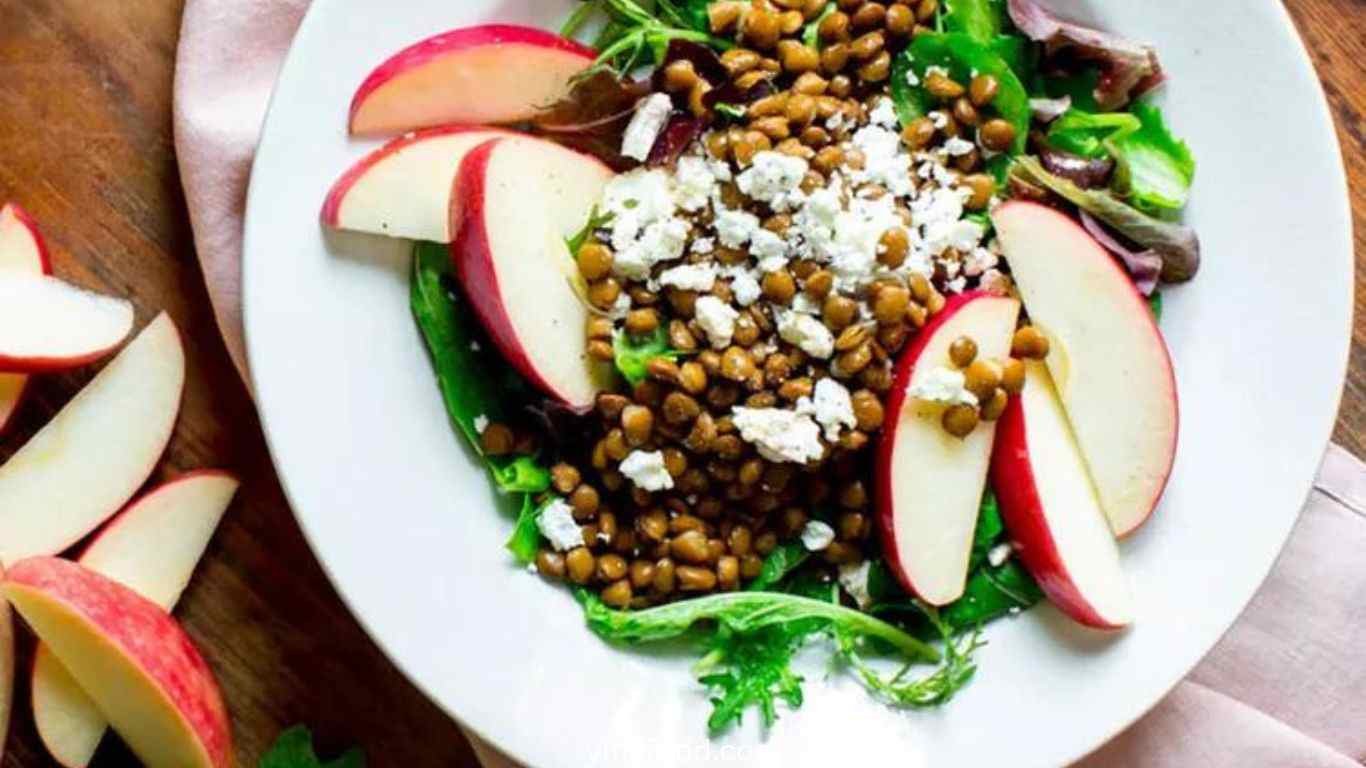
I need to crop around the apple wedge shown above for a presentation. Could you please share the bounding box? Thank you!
[0,313,184,562]
[0,275,133,373]
[876,292,1021,605]
[992,361,1134,629]
[3,557,231,768]
[0,203,53,433]
[33,471,239,768]
[992,201,1178,537]
[348,24,594,136]
[450,137,615,412]
[320,125,510,242]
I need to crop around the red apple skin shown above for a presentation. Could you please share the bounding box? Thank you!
[991,394,1127,630]
[318,124,510,229]
[992,201,1178,538]
[348,25,594,136]
[448,138,607,412]
[876,290,990,600]
[0,346,126,375]
[5,557,232,768]
[0,203,53,434]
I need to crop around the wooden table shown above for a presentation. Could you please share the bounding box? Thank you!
[0,1,1361,765]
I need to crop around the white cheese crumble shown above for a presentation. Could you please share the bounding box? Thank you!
[714,208,761,248]
[469,340,480,351]
[850,124,913,197]
[658,263,717,291]
[737,151,809,209]
[537,499,585,552]
[694,295,739,349]
[909,366,979,406]
[943,136,977,157]
[731,407,825,464]
[797,378,857,441]
[472,414,489,434]
[838,560,873,609]
[868,97,899,129]
[988,542,1013,568]
[727,269,762,306]
[619,450,675,491]
[601,169,690,280]
[620,93,673,162]
[777,311,835,359]
[801,520,837,551]
[673,156,717,212]
[691,236,715,254]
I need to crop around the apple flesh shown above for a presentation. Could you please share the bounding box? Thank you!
[450,137,615,412]
[32,471,239,768]
[992,201,1178,537]
[992,361,1134,629]
[0,313,184,562]
[3,557,232,768]
[0,203,53,434]
[349,24,594,136]
[0,275,133,373]
[320,125,510,242]
[876,292,1021,605]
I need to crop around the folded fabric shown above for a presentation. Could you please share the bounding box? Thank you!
[173,2,1365,764]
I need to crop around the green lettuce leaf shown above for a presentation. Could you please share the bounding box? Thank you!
[613,325,680,386]
[1045,109,1140,158]
[491,456,551,494]
[1107,100,1195,212]
[746,542,810,592]
[942,0,1006,41]
[505,495,547,564]
[261,727,363,768]
[890,33,1030,154]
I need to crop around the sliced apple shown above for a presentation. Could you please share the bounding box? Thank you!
[992,201,1178,537]
[3,557,231,768]
[32,471,239,768]
[0,203,53,433]
[876,292,1021,605]
[349,24,594,136]
[320,125,511,242]
[0,313,184,562]
[992,361,1134,629]
[0,597,15,763]
[0,275,133,373]
[450,137,615,412]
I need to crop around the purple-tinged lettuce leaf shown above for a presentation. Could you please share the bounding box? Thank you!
[1039,143,1114,188]
[1005,0,1164,109]
[647,113,706,166]
[1079,212,1162,295]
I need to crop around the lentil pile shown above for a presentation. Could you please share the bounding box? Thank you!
[481,0,1054,610]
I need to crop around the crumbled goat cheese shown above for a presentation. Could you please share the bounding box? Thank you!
[620,93,673,162]
[838,560,873,609]
[537,499,585,552]
[602,170,690,279]
[988,542,1013,568]
[609,292,633,318]
[472,415,489,434]
[945,276,968,294]
[850,125,914,197]
[673,156,717,212]
[691,237,715,254]
[750,229,788,263]
[778,311,835,359]
[825,111,846,132]
[903,68,920,87]
[619,450,675,492]
[963,246,999,276]
[727,269,762,306]
[869,97,899,129]
[943,136,977,157]
[980,268,1011,295]
[909,366,979,406]
[658,263,717,291]
[714,208,761,248]
[929,110,949,130]
[470,340,480,351]
[731,407,825,464]
[736,151,809,210]
[798,378,857,441]
[925,65,950,78]
[801,520,837,551]
[694,295,739,349]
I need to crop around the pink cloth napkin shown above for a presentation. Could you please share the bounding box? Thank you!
[173,3,1366,765]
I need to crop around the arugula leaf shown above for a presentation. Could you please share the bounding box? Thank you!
[890,33,1030,154]
[491,456,551,494]
[967,489,1004,572]
[411,242,527,451]
[746,542,810,592]
[613,326,680,386]
[1045,109,1140,159]
[505,495,546,564]
[803,3,836,49]
[567,206,614,257]
[1108,100,1195,213]
[940,560,1043,629]
[586,0,731,75]
[261,727,363,768]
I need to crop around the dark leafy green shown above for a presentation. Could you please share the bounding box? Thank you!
[613,325,681,386]
[584,0,731,75]
[890,33,1029,154]
[942,0,1006,41]
[940,560,1044,628]
[261,727,363,768]
[746,542,810,592]
[967,489,1004,571]
[506,495,547,564]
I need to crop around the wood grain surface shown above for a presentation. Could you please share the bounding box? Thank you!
[0,1,1360,766]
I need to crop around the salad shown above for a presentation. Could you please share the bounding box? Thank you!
[321,0,1197,735]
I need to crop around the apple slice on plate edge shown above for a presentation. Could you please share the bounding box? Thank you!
[0,203,53,435]
[32,472,239,768]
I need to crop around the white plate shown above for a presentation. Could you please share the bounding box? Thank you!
[242,2,1353,766]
